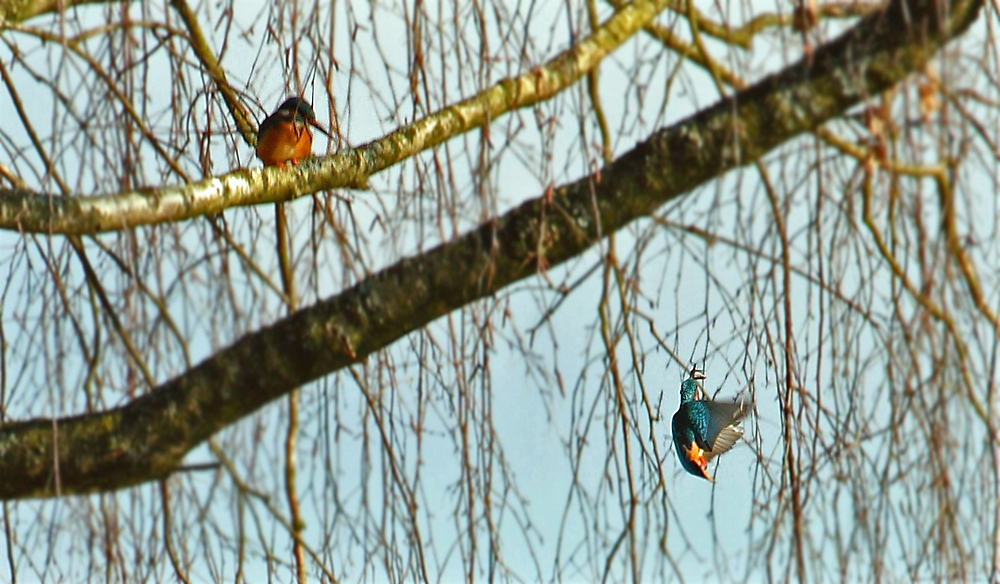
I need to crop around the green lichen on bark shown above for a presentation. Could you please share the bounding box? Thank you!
[0,0,672,235]
[0,0,984,499]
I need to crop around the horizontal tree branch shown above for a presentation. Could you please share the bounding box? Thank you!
[0,0,672,234]
[0,0,119,24]
[0,0,982,499]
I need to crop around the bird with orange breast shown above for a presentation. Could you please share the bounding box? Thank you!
[255,96,331,167]
[672,369,749,482]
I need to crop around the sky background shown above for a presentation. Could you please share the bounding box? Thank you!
[1,0,996,581]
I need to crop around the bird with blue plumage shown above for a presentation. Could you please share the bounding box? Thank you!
[671,369,749,482]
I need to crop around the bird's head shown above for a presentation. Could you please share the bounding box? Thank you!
[679,369,705,402]
[276,96,331,137]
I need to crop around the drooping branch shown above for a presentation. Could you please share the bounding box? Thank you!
[169,0,256,145]
[0,0,674,234]
[0,0,982,499]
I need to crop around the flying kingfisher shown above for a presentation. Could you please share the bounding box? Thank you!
[256,96,331,168]
[671,369,749,482]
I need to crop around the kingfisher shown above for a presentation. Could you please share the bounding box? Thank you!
[255,96,331,167]
[671,369,749,482]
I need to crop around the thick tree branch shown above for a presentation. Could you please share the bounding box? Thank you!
[0,0,672,234]
[0,0,122,24]
[0,0,982,499]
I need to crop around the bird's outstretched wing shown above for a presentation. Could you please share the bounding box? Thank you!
[693,398,748,460]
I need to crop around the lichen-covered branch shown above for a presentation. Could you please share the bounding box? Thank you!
[0,0,674,235]
[0,0,982,499]
[0,0,122,24]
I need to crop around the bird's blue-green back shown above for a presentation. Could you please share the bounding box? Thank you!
[672,372,748,481]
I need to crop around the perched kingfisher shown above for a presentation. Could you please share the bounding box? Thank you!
[255,96,331,167]
[672,369,749,482]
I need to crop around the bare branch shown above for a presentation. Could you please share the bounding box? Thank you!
[0,0,676,234]
[0,0,982,500]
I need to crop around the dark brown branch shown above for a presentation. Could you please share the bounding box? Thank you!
[0,0,982,499]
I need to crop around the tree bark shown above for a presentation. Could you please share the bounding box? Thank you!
[0,0,672,233]
[0,0,983,500]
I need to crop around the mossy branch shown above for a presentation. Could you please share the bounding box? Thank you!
[0,0,982,500]
[0,0,673,234]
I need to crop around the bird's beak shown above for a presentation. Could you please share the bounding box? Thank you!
[309,119,332,138]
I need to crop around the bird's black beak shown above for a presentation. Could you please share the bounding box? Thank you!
[309,119,332,138]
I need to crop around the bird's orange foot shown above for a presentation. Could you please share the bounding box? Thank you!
[683,442,714,482]
[681,442,703,465]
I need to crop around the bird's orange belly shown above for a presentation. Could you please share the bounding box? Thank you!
[257,124,312,167]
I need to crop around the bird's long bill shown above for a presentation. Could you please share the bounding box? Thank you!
[309,119,332,138]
